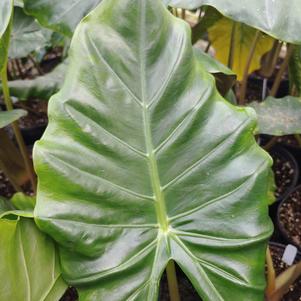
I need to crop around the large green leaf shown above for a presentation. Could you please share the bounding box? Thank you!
[249,96,301,136]
[0,197,67,301]
[9,7,51,59]
[34,1,273,300]
[0,109,27,129]
[164,0,301,44]
[0,61,67,100]
[0,0,13,71]
[23,0,102,37]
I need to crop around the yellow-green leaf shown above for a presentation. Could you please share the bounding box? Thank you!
[208,17,274,81]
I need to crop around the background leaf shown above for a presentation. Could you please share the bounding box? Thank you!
[9,7,51,59]
[164,0,301,44]
[194,47,236,95]
[208,17,274,81]
[0,61,67,100]
[23,0,102,37]
[0,109,27,128]
[0,0,13,71]
[249,96,301,136]
[34,1,273,300]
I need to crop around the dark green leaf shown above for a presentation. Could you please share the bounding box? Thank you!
[164,0,301,44]
[0,109,27,128]
[191,6,222,44]
[9,7,51,59]
[0,61,67,100]
[34,1,273,300]
[194,47,236,95]
[249,96,301,136]
[23,0,102,37]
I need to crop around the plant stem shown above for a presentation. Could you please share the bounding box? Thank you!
[227,22,237,69]
[266,247,276,297]
[0,64,36,193]
[270,44,295,97]
[294,134,301,147]
[205,42,211,53]
[263,136,278,151]
[166,261,181,301]
[181,9,186,20]
[239,30,260,105]
[28,54,44,75]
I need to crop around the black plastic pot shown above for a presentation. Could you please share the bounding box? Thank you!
[270,146,299,203]
[277,185,301,251]
[20,124,47,145]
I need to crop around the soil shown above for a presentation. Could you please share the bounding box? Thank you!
[0,171,16,198]
[278,187,301,249]
[269,243,301,301]
[270,149,298,201]
[159,269,201,301]
[277,136,301,149]
[16,100,48,130]
[60,288,78,301]
[59,269,202,301]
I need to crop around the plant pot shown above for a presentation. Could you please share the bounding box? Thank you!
[268,147,299,243]
[268,242,301,301]
[270,146,299,203]
[277,185,301,251]
[20,124,47,145]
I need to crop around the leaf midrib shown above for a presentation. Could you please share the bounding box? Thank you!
[139,1,169,232]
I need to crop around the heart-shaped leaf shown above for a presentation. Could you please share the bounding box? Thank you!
[34,1,273,300]
[23,0,102,37]
[164,0,301,44]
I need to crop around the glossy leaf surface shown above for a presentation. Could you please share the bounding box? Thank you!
[250,97,301,136]
[23,0,102,37]
[34,1,273,300]
[0,109,27,128]
[0,199,67,301]
[208,17,274,81]
[9,7,51,59]
[164,0,301,44]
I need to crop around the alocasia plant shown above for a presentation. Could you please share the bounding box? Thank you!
[33,0,273,300]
